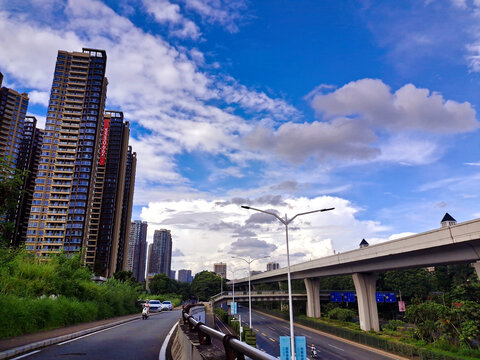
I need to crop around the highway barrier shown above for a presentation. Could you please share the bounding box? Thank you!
[181,305,276,360]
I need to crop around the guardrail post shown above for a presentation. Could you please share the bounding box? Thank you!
[193,322,211,345]
[222,334,245,360]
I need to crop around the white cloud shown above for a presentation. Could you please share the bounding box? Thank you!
[142,0,201,39]
[0,0,297,190]
[310,79,478,134]
[184,0,248,33]
[378,135,441,165]
[28,90,50,106]
[140,195,390,274]
[465,162,480,166]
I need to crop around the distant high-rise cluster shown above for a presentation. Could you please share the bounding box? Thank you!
[178,269,193,283]
[127,221,148,282]
[266,262,279,271]
[214,262,227,278]
[0,48,142,278]
[147,229,172,277]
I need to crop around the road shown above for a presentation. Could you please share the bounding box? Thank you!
[14,310,179,360]
[235,307,399,360]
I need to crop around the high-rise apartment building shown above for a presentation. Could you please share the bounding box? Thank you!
[170,270,176,280]
[0,75,32,246]
[266,262,280,271]
[178,269,192,283]
[0,77,29,168]
[148,229,172,276]
[92,111,135,277]
[26,48,108,258]
[214,262,227,278]
[126,220,148,282]
[14,116,44,246]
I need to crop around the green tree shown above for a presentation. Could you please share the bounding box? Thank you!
[0,158,28,247]
[113,270,136,284]
[377,268,434,300]
[191,271,221,301]
[149,273,178,295]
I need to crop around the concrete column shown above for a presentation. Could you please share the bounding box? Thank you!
[473,261,480,280]
[352,273,379,331]
[304,278,321,318]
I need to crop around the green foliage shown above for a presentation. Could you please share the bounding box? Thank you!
[327,307,356,322]
[0,249,141,338]
[0,157,28,247]
[191,271,222,301]
[382,320,405,332]
[149,273,178,294]
[377,268,435,300]
[214,306,229,323]
[406,301,480,349]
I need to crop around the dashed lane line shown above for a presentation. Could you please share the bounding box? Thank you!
[328,344,345,352]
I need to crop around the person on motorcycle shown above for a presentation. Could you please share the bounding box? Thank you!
[311,344,318,358]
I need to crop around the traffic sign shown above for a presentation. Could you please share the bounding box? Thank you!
[343,292,355,303]
[279,336,290,360]
[295,336,307,360]
[376,292,384,302]
[330,292,342,302]
[385,292,397,303]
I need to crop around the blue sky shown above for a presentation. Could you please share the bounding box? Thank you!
[1,0,480,274]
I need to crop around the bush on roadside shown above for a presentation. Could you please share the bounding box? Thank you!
[382,320,405,332]
[327,307,356,322]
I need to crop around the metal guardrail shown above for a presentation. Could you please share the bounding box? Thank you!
[182,305,277,360]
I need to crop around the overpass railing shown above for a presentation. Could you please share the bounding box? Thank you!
[182,306,277,360]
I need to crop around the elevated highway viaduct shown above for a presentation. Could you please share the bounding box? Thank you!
[228,218,480,331]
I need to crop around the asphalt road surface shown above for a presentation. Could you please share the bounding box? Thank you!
[14,310,179,360]
[235,307,399,360]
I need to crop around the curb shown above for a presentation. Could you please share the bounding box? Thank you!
[158,321,178,360]
[0,313,159,360]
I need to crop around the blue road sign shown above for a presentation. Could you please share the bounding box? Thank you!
[376,292,384,303]
[385,292,397,303]
[295,336,307,360]
[343,292,355,303]
[279,336,291,360]
[330,292,342,302]
[231,301,237,314]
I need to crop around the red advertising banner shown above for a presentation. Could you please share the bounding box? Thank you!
[398,300,406,312]
[99,116,110,166]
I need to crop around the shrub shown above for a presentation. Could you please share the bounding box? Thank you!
[382,320,405,332]
[327,307,356,322]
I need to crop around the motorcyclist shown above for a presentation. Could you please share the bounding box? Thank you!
[311,344,318,358]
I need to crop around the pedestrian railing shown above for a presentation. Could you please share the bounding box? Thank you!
[182,305,277,360]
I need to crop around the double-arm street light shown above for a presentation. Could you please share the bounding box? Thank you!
[241,205,334,360]
[231,255,269,329]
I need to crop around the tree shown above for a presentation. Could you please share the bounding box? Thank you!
[0,157,28,247]
[191,271,221,301]
[113,270,137,284]
[149,273,178,295]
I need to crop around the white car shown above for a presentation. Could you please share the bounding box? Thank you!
[147,300,162,312]
[161,301,173,311]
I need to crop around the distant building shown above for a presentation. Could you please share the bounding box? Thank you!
[250,270,262,276]
[178,269,192,283]
[266,262,280,271]
[126,221,148,282]
[214,262,227,278]
[148,229,172,276]
[170,270,176,280]
[441,213,457,228]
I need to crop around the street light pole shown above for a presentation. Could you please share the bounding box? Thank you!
[241,205,334,360]
[231,255,269,329]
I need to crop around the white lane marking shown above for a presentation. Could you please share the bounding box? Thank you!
[159,321,178,360]
[328,343,345,351]
[10,350,41,359]
[57,321,139,346]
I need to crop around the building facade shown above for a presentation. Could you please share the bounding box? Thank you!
[178,269,192,283]
[126,220,148,282]
[214,262,227,278]
[26,48,108,258]
[266,262,280,271]
[0,74,34,246]
[148,229,172,276]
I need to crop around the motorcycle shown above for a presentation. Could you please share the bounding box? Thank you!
[142,307,149,320]
[311,348,318,358]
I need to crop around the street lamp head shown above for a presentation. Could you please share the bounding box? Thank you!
[241,205,251,209]
[322,207,335,212]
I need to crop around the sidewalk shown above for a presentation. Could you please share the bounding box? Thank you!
[0,312,142,352]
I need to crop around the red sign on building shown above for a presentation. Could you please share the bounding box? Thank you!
[99,116,110,166]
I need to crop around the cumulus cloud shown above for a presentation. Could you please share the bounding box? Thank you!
[143,0,201,39]
[184,0,248,33]
[310,79,478,133]
[140,195,391,273]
